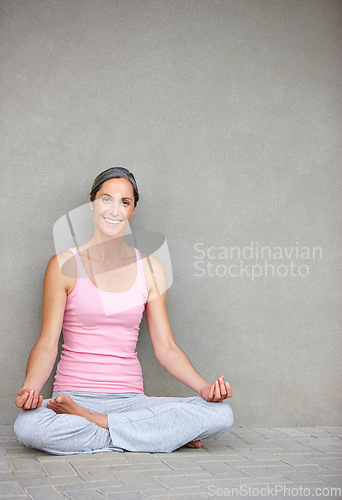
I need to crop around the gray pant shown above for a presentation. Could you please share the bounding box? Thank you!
[13,390,234,455]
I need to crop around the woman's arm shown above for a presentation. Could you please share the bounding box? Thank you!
[144,256,232,402]
[15,254,68,410]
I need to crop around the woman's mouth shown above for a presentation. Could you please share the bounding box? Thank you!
[103,217,122,225]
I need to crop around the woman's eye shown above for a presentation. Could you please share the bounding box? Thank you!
[102,198,129,205]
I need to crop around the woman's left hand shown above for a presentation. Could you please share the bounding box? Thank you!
[199,375,232,402]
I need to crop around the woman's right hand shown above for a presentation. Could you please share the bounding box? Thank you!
[15,388,44,410]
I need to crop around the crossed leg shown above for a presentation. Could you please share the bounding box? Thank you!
[47,394,202,448]
[14,392,232,454]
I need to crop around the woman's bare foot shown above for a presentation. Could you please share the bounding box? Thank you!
[47,394,108,429]
[47,395,90,418]
[185,439,201,448]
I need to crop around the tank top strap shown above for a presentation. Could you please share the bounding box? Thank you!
[134,247,148,297]
[68,247,87,279]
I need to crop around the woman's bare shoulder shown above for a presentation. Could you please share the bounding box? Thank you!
[54,249,77,280]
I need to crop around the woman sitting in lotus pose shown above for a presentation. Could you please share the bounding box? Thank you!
[14,167,233,455]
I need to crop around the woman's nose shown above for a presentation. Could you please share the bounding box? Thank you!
[108,201,120,214]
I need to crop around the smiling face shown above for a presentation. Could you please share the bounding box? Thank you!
[90,177,136,236]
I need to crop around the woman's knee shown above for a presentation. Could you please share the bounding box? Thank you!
[14,409,40,447]
[188,397,234,432]
[14,407,112,454]
[215,401,234,431]
[13,401,59,449]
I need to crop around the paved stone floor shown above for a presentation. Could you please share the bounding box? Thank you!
[0,425,341,499]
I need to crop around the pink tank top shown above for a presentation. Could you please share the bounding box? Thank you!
[53,247,148,393]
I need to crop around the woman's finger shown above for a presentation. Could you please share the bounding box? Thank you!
[18,391,30,408]
[19,391,29,403]
[216,387,225,402]
[218,376,227,398]
[15,393,28,408]
[23,390,34,410]
[26,390,35,409]
[214,380,221,401]
[225,381,233,398]
[37,395,44,408]
[31,390,39,409]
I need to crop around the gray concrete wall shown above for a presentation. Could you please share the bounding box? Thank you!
[1,0,341,426]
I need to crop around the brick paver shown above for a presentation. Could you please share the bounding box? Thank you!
[0,425,341,499]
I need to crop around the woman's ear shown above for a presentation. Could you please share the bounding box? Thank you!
[90,197,93,210]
